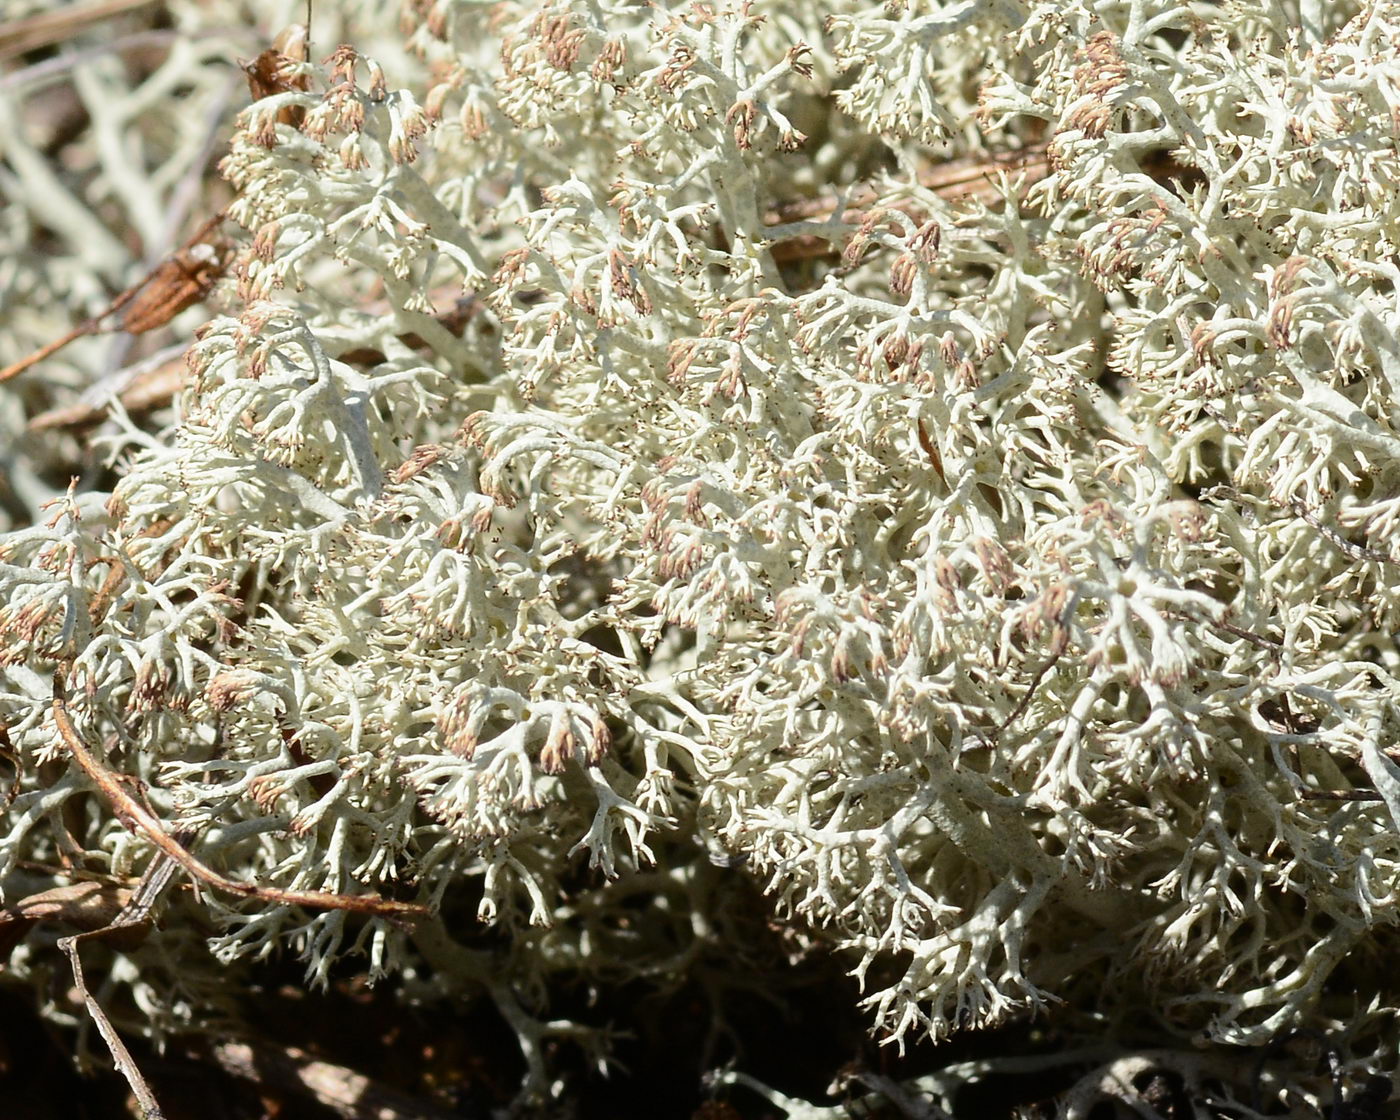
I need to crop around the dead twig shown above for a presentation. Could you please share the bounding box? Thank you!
[916,417,946,486]
[30,294,483,433]
[986,619,1071,745]
[0,879,130,957]
[56,838,191,1120]
[60,934,164,1117]
[27,348,186,432]
[1289,499,1400,568]
[0,0,159,62]
[1213,618,1283,653]
[764,147,1053,265]
[1297,789,1382,802]
[85,518,175,627]
[766,145,1053,229]
[50,671,430,921]
[0,211,229,386]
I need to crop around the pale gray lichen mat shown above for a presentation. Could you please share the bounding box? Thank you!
[2,0,1399,1112]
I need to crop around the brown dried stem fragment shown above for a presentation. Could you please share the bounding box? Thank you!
[766,147,1050,264]
[86,518,175,627]
[54,840,191,1120]
[242,22,311,128]
[986,616,1071,745]
[1297,789,1382,802]
[32,293,483,432]
[767,144,1052,230]
[27,350,185,432]
[766,142,1198,263]
[50,671,429,921]
[916,417,946,485]
[61,928,166,1118]
[0,212,230,385]
[0,0,157,61]
[119,240,230,336]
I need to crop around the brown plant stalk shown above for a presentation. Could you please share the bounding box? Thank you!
[50,670,429,921]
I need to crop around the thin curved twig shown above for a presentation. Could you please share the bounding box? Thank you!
[50,671,430,921]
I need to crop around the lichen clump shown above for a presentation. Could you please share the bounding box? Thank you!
[4,0,1400,1109]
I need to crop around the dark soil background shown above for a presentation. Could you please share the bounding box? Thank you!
[0,875,1389,1119]
[0,947,1096,1120]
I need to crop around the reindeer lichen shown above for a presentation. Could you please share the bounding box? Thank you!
[4,0,1400,1111]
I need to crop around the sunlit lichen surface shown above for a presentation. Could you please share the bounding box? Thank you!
[4,0,1400,1112]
